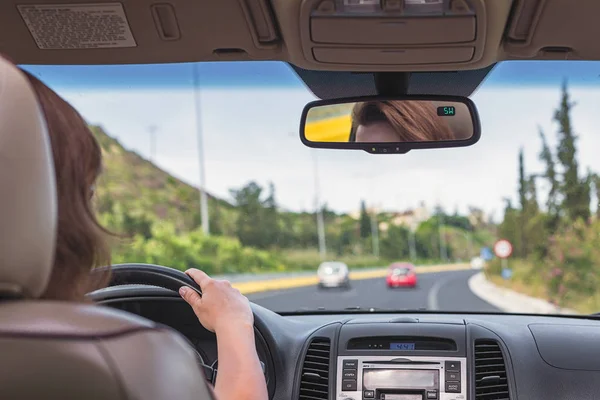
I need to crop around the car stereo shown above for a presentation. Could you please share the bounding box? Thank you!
[336,356,466,400]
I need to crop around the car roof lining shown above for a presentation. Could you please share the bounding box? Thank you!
[0,0,598,99]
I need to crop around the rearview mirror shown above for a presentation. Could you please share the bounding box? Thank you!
[300,96,480,154]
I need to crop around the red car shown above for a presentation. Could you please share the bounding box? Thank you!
[386,263,418,288]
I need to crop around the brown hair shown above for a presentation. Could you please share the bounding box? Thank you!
[21,70,112,301]
[350,101,454,142]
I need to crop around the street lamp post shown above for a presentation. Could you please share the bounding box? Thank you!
[409,223,417,262]
[312,151,326,260]
[192,63,210,235]
[438,209,448,261]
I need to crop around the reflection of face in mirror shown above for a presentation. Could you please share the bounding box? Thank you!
[350,101,455,143]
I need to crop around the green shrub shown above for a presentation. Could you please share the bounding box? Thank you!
[109,220,284,274]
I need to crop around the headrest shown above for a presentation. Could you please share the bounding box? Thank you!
[0,55,56,298]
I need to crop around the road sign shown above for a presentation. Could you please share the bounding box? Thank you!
[494,240,513,259]
[480,247,493,261]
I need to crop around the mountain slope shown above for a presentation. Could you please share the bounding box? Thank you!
[91,125,236,235]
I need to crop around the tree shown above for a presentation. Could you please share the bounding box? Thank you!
[498,199,521,249]
[467,206,487,229]
[229,181,282,249]
[539,128,560,232]
[518,148,528,257]
[210,202,223,235]
[554,81,590,222]
[592,173,600,219]
[359,200,371,238]
[380,225,410,260]
[263,182,280,247]
[415,220,439,259]
[334,217,357,256]
[526,176,540,216]
[430,213,472,231]
[230,181,267,248]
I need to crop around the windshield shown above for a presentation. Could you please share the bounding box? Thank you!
[392,268,410,276]
[22,60,600,315]
[319,263,345,274]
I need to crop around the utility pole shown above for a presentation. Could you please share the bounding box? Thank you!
[192,63,210,235]
[371,204,380,258]
[312,151,326,260]
[409,223,417,262]
[439,211,448,261]
[148,125,157,162]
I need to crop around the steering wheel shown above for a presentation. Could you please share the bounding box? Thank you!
[104,263,203,295]
[98,263,216,378]
[98,263,271,392]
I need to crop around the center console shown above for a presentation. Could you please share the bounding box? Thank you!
[335,319,468,400]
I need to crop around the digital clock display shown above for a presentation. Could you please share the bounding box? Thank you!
[390,342,416,350]
[437,106,456,116]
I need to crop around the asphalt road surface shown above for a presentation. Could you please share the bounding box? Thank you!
[248,269,500,313]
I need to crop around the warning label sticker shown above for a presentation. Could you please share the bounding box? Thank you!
[17,3,137,49]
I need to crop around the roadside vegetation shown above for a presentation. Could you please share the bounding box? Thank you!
[92,126,495,275]
[487,82,600,313]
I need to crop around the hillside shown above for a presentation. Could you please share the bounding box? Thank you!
[91,125,236,236]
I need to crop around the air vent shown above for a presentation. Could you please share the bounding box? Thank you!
[299,337,331,400]
[474,340,510,400]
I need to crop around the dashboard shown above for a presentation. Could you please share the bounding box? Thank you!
[92,285,600,400]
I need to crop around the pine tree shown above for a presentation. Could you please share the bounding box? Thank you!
[554,80,590,222]
[538,128,560,232]
[526,175,539,215]
[498,199,521,249]
[518,148,528,257]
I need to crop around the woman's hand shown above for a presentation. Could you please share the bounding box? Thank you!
[179,268,254,334]
[179,269,268,400]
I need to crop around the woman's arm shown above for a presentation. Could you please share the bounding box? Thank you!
[214,322,267,400]
[179,269,268,400]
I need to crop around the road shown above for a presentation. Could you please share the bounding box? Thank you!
[247,269,499,313]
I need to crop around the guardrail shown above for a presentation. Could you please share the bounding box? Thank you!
[225,263,471,295]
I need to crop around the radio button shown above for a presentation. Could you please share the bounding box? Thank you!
[445,361,461,372]
[445,371,460,381]
[343,360,358,369]
[343,369,357,379]
[426,390,438,399]
[363,390,375,398]
[342,380,357,391]
[445,381,461,393]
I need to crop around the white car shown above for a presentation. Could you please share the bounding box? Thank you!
[317,262,350,289]
[471,256,485,270]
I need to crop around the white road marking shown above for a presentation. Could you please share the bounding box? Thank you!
[427,274,456,311]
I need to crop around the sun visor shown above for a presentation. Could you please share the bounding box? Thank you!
[505,0,600,60]
[0,0,282,65]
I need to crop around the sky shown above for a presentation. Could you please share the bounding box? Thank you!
[21,61,600,221]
